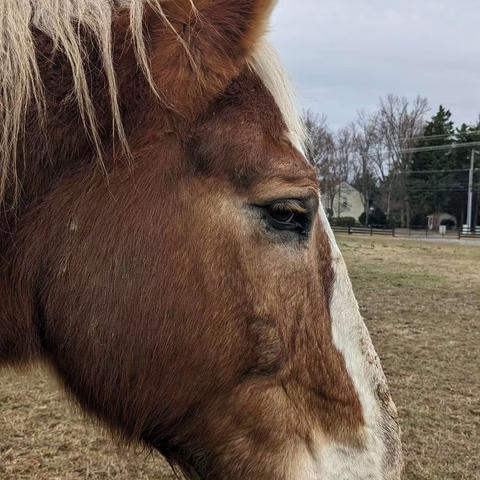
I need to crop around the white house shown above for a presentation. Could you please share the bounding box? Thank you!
[321,182,364,221]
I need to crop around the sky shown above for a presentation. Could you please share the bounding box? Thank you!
[268,0,480,130]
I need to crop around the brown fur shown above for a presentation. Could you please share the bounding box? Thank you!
[0,2,365,478]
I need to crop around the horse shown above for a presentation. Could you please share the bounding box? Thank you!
[0,1,402,478]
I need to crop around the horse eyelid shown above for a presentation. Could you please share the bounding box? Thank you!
[268,199,307,214]
[254,195,316,211]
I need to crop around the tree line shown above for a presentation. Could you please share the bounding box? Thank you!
[304,95,480,228]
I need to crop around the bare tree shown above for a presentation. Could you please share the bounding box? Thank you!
[352,111,379,224]
[303,110,334,172]
[302,96,429,226]
[377,95,429,226]
[335,125,356,182]
[302,110,338,218]
[333,124,356,217]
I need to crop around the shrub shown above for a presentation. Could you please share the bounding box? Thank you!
[331,216,357,227]
[358,208,387,227]
[410,213,427,228]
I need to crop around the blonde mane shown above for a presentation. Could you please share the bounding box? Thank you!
[0,0,304,204]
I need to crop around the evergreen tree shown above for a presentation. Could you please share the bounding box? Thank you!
[407,106,455,223]
[454,122,480,168]
[448,123,480,224]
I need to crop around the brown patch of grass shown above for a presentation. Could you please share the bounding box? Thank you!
[1,237,479,478]
[0,368,175,479]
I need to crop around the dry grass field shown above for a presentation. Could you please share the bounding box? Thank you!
[341,237,480,480]
[1,237,479,479]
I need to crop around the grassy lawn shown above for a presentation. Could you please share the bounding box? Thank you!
[339,236,480,480]
[1,237,479,479]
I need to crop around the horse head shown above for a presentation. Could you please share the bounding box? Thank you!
[0,1,402,478]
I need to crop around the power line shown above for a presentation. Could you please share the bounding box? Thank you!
[404,184,480,191]
[406,189,471,193]
[358,143,480,161]
[397,168,477,175]
[401,141,480,154]
[359,167,479,175]
[398,129,480,143]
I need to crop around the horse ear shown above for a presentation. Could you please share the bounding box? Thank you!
[142,0,277,117]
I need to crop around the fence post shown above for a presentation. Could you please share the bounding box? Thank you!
[392,228,396,237]
[370,226,373,236]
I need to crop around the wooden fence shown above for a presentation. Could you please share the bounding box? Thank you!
[332,226,396,237]
[333,225,480,241]
[458,232,480,240]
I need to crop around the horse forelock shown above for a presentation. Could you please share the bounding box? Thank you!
[0,0,181,205]
[0,0,304,207]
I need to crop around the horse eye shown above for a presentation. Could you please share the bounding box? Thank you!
[268,206,295,224]
[264,200,311,235]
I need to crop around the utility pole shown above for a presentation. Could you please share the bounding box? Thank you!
[467,150,479,232]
